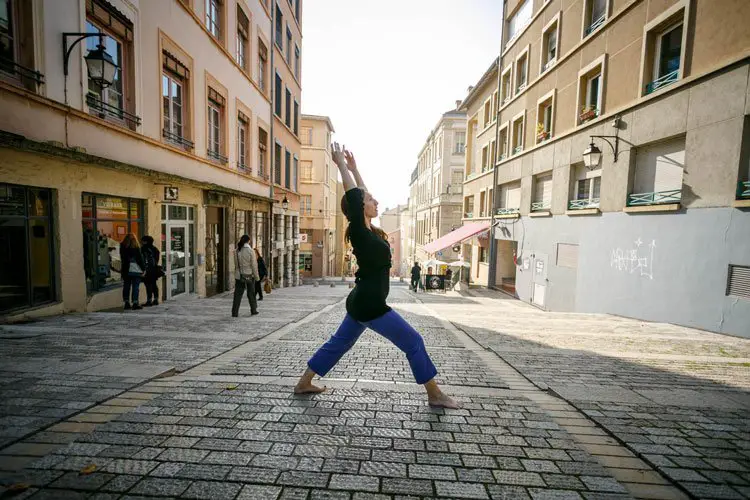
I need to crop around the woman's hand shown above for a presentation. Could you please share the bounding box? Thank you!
[331,142,346,168]
[344,149,357,172]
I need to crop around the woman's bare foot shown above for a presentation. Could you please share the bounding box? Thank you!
[428,392,461,409]
[294,382,326,394]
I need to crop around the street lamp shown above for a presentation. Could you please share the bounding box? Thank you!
[281,196,289,210]
[63,33,118,88]
[582,141,603,169]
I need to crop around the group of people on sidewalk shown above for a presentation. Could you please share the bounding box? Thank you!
[118,234,163,310]
[231,235,269,317]
[410,262,455,292]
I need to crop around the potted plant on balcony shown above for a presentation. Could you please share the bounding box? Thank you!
[579,105,597,123]
[536,123,549,142]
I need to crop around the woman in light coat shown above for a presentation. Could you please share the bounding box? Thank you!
[232,235,260,317]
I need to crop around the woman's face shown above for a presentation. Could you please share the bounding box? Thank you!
[363,191,379,218]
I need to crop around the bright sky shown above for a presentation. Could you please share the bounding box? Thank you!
[301,0,503,215]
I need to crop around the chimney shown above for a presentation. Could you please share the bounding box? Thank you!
[455,100,462,109]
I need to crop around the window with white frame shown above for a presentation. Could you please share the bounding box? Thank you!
[577,56,605,124]
[481,144,489,172]
[207,87,225,162]
[541,15,559,72]
[258,38,268,92]
[515,50,528,94]
[583,0,608,37]
[501,65,512,104]
[237,111,249,171]
[570,163,602,209]
[162,51,191,149]
[629,137,685,206]
[498,124,508,160]
[483,99,491,127]
[479,190,487,217]
[490,139,497,167]
[453,131,465,154]
[641,2,687,96]
[205,0,222,40]
[492,90,499,119]
[507,0,532,42]
[512,114,524,155]
[536,91,555,144]
[236,6,249,71]
[258,127,268,178]
[464,195,474,218]
[301,195,311,215]
[532,173,553,211]
[499,182,522,211]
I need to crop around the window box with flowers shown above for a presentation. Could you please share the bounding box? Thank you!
[536,123,550,143]
[579,106,598,123]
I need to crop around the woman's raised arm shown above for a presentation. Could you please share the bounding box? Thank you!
[344,150,366,191]
[332,142,356,191]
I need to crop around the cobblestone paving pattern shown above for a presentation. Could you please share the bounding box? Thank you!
[280,322,464,348]
[3,383,632,499]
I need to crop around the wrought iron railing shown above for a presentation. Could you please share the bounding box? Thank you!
[87,93,141,127]
[531,201,550,212]
[584,14,606,36]
[646,69,679,95]
[464,212,473,218]
[516,82,526,93]
[568,198,600,210]
[238,163,250,173]
[542,58,556,72]
[162,129,194,150]
[627,189,682,207]
[738,181,750,199]
[496,207,520,216]
[499,153,507,161]
[207,149,228,164]
[0,57,44,88]
[512,146,523,155]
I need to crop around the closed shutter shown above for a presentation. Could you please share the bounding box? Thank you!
[535,174,553,207]
[727,265,750,299]
[556,243,578,268]
[506,182,522,209]
[634,137,685,194]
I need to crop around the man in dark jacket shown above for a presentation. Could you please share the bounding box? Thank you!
[255,248,268,300]
[141,235,162,306]
[410,262,421,292]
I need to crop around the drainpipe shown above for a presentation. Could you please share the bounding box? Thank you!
[487,5,506,290]
[269,7,276,285]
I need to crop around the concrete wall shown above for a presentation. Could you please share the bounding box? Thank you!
[503,208,750,337]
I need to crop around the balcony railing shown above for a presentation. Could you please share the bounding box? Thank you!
[646,69,679,95]
[542,58,556,72]
[87,93,141,127]
[738,181,750,199]
[512,145,523,155]
[627,189,682,207]
[0,57,45,88]
[531,201,550,212]
[464,212,474,218]
[568,198,600,210]
[207,149,228,164]
[516,82,526,94]
[238,163,250,173]
[496,207,520,216]
[584,14,606,36]
[499,153,507,161]
[163,129,194,150]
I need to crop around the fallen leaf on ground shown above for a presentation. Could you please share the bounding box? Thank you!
[79,464,97,475]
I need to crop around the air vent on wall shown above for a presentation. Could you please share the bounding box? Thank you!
[726,265,750,300]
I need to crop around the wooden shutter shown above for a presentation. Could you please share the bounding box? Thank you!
[535,174,553,206]
[634,137,685,193]
[727,265,750,299]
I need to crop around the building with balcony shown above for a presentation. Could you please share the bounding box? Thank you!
[409,106,467,266]
[299,114,338,278]
[0,0,303,317]
[482,0,750,336]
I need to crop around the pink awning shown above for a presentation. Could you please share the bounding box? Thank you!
[422,221,491,254]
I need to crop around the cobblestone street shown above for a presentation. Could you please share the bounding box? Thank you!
[1,284,749,499]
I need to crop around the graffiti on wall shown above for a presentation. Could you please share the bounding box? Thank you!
[610,238,655,279]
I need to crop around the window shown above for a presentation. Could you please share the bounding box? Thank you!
[294,0,300,20]
[284,149,291,189]
[286,25,292,65]
[483,100,491,127]
[275,3,283,49]
[629,137,685,207]
[285,87,291,127]
[511,113,524,155]
[532,173,553,211]
[258,39,268,92]
[301,195,312,214]
[541,15,560,73]
[293,99,299,135]
[464,195,474,218]
[515,49,528,94]
[454,131,465,154]
[274,72,282,116]
[236,6,249,70]
[507,0,532,42]
[255,211,267,258]
[207,87,226,163]
[536,91,555,144]
[479,191,486,217]
[0,184,55,312]
[569,163,601,209]
[577,56,606,124]
[162,52,192,150]
[641,3,688,95]
[274,142,282,185]
[81,193,144,293]
[498,123,509,161]
[235,209,253,243]
[85,4,137,130]
[301,160,313,180]
[294,44,300,79]
[481,145,489,172]
[301,127,312,145]
[577,177,601,201]
[557,243,579,269]
[492,91,499,119]
[583,0,608,37]
[479,246,488,263]
[205,0,222,40]
[237,111,249,172]
[501,64,512,104]
[292,155,298,191]
[0,0,42,92]
[258,127,268,178]
[499,182,522,211]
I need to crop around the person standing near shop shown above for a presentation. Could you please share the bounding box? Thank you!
[120,233,145,310]
[410,262,421,292]
[232,235,259,317]
[141,235,162,306]
[254,247,267,301]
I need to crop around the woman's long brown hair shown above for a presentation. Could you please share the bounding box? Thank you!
[121,233,140,249]
[341,189,388,243]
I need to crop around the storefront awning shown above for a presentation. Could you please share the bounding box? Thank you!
[422,221,491,254]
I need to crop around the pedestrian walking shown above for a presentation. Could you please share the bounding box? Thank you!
[120,233,145,310]
[294,143,460,409]
[410,262,421,292]
[445,268,453,291]
[255,248,267,301]
[141,235,162,306]
[232,235,259,317]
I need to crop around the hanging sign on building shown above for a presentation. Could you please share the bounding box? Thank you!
[164,186,179,201]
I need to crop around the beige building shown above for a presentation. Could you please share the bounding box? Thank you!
[0,0,303,318]
[299,114,338,278]
[379,204,409,276]
[409,107,467,266]
[475,0,750,336]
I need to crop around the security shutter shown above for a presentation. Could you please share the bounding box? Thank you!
[727,265,750,300]
[501,182,522,209]
[534,174,553,207]
[556,243,579,268]
[634,137,685,194]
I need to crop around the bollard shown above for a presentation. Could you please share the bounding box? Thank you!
[330,283,335,288]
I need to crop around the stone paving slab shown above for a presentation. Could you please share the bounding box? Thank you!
[279,322,464,348]
[0,384,632,499]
